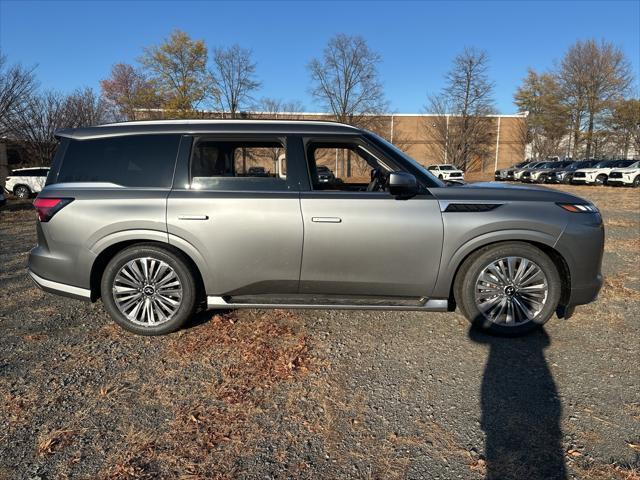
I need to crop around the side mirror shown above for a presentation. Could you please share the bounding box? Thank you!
[388,171,418,199]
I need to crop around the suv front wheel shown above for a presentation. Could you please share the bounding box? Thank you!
[101,244,197,335]
[454,242,561,335]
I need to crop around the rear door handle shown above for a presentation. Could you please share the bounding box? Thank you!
[311,217,342,223]
[178,215,209,221]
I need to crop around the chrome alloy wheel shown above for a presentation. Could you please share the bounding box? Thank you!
[112,257,183,326]
[474,256,549,326]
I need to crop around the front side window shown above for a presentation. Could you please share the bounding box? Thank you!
[305,139,398,193]
[189,138,288,191]
[56,134,180,188]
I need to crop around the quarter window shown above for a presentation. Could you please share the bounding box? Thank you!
[56,135,180,188]
[189,138,288,191]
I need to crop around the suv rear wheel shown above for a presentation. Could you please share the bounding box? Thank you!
[595,174,607,185]
[101,244,197,335]
[13,185,31,198]
[454,242,561,336]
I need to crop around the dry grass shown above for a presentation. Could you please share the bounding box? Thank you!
[98,310,313,478]
[602,272,640,301]
[37,429,79,456]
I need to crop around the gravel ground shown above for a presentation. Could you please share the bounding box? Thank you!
[0,184,639,480]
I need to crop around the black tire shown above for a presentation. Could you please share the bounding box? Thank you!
[438,174,443,180]
[454,242,561,336]
[633,176,640,188]
[595,174,607,186]
[538,174,547,184]
[13,185,31,198]
[101,244,197,335]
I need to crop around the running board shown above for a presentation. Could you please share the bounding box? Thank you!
[206,295,449,312]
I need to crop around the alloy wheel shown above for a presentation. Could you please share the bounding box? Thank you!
[112,257,183,326]
[14,186,30,198]
[474,256,548,326]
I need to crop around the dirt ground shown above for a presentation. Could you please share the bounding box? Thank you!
[0,183,639,480]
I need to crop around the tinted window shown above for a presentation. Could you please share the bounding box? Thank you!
[615,160,634,168]
[305,139,400,192]
[56,135,180,188]
[190,138,288,191]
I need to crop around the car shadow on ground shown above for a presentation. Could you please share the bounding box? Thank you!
[469,326,567,480]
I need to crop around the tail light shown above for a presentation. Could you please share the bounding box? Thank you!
[33,197,73,222]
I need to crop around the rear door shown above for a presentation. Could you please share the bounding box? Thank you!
[167,134,305,296]
[298,136,444,298]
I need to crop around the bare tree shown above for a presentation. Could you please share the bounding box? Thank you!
[100,63,160,121]
[256,97,304,119]
[603,98,640,159]
[64,87,111,127]
[558,39,633,159]
[140,29,210,116]
[211,45,261,118]
[11,91,68,165]
[308,34,388,175]
[514,69,569,159]
[308,34,387,126]
[0,52,37,136]
[427,47,496,170]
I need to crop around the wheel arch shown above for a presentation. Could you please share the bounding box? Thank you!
[439,236,571,313]
[89,239,207,303]
[12,183,31,194]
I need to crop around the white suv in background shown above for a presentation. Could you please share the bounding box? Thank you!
[571,160,635,185]
[426,164,464,181]
[606,161,640,187]
[3,167,50,198]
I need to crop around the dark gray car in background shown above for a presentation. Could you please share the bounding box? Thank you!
[28,120,604,336]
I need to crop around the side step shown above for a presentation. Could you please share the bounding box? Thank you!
[207,295,449,312]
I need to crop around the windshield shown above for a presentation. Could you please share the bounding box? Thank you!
[366,132,445,187]
[439,165,456,170]
[593,160,616,168]
[545,162,563,168]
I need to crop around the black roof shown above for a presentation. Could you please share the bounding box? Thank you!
[55,119,360,140]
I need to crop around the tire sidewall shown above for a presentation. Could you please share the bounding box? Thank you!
[455,242,561,336]
[101,245,196,335]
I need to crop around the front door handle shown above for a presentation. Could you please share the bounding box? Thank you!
[311,217,342,223]
[178,215,209,221]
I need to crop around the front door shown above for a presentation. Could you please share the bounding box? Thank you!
[299,137,444,298]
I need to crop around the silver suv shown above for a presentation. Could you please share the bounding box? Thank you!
[29,120,604,336]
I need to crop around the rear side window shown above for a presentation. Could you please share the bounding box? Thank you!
[189,138,288,191]
[56,135,180,188]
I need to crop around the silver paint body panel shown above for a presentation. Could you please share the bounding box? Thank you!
[29,121,604,313]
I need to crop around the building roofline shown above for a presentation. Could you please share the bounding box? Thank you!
[131,109,530,118]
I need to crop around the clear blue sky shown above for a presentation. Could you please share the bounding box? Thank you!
[1,0,638,114]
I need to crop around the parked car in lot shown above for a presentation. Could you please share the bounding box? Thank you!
[509,161,547,181]
[518,161,556,182]
[494,161,530,181]
[426,164,464,181]
[29,120,604,337]
[3,167,50,198]
[316,165,337,184]
[246,166,270,177]
[545,160,599,184]
[606,161,640,187]
[521,161,573,183]
[571,159,636,185]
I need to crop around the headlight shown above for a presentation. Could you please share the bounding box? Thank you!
[557,203,599,213]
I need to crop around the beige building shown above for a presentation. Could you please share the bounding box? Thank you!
[190,110,528,174]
